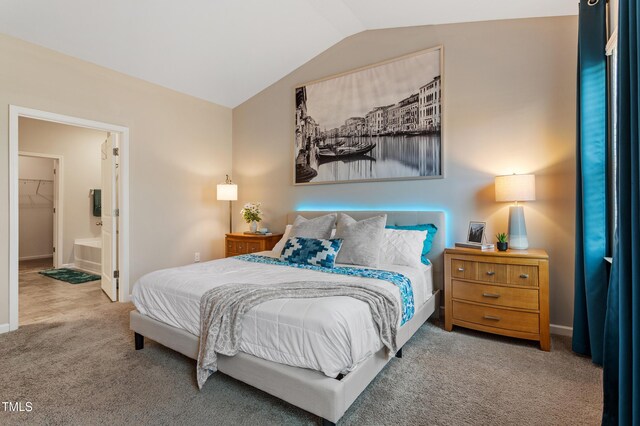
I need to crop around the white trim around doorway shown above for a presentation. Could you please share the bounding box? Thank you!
[8,105,131,332]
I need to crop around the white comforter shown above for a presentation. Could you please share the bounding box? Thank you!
[132,252,432,377]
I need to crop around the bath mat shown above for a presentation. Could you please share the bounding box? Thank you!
[39,268,100,284]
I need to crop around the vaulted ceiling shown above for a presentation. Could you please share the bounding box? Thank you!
[0,0,577,108]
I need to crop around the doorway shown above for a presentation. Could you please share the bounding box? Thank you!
[18,153,62,270]
[9,106,130,331]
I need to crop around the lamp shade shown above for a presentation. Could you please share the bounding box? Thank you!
[217,183,237,201]
[495,174,536,202]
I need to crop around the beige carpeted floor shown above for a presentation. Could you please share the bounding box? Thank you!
[0,300,603,425]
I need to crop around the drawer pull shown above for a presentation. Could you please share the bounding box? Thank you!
[520,274,529,279]
[457,267,465,272]
[486,271,496,276]
[483,315,501,321]
[482,292,501,299]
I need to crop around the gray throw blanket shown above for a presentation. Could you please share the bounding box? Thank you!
[197,281,400,389]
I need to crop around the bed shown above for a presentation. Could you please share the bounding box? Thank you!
[129,210,445,425]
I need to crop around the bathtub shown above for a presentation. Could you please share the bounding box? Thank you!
[74,238,101,275]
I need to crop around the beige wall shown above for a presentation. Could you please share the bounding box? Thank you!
[233,17,578,328]
[610,0,618,36]
[0,34,233,326]
[19,156,54,181]
[19,118,107,264]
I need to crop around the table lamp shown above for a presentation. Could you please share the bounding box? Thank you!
[495,174,535,250]
[217,175,238,233]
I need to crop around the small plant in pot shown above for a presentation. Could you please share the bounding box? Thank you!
[496,233,508,251]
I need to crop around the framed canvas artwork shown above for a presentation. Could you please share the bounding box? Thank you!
[294,46,443,185]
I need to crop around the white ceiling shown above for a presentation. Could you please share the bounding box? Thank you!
[0,0,577,108]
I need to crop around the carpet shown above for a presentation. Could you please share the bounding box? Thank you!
[38,268,101,284]
[0,302,603,425]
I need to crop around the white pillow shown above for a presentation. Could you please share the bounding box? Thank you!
[335,213,387,267]
[271,224,292,256]
[289,213,336,239]
[379,229,428,268]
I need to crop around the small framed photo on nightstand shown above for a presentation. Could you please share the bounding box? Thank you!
[467,221,486,244]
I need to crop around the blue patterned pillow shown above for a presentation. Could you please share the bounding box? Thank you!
[280,237,343,268]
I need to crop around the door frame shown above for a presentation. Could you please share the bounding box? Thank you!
[17,152,64,268]
[9,105,131,331]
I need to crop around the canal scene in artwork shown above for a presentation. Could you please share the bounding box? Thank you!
[295,47,442,184]
[310,134,440,182]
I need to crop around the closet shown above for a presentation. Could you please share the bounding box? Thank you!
[18,156,55,262]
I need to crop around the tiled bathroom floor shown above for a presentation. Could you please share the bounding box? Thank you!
[19,258,112,325]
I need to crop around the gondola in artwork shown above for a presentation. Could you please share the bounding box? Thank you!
[294,46,443,185]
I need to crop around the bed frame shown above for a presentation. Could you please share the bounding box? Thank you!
[130,210,445,425]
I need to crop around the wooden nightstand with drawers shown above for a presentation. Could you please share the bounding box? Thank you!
[444,247,550,351]
[225,233,283,257]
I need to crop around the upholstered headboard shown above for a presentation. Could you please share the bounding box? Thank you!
[286,211,446,292]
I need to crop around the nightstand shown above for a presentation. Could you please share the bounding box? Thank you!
[225,233,283,257]
[444,247,550,351]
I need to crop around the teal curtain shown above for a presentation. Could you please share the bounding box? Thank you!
[602,0,640,423]
[572,0,609,365]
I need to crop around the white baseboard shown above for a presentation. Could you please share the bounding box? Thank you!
[0,323,10,334]
[19,254,53,261]
[74,258,101,275]
[550,324,573,337]
[62,262,103,277]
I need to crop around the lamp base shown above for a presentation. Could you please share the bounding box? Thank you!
[508,205,529,250]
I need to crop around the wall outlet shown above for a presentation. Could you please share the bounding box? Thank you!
[194,252,200,263]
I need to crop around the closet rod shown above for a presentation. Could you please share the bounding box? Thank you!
[19,178,53,183]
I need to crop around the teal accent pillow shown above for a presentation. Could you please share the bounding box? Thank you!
[385,224,438,265]
[280,237,343,268]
